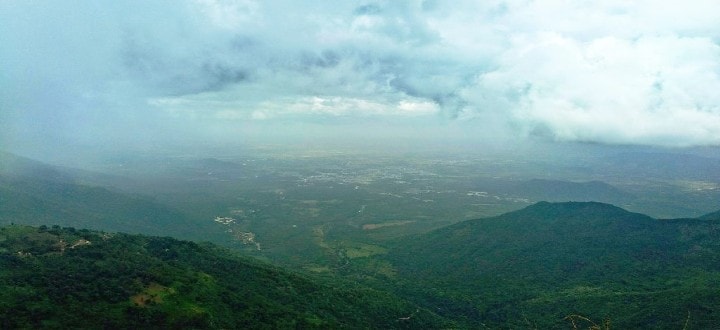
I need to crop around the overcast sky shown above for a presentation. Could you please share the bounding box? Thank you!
[2,0,720,153]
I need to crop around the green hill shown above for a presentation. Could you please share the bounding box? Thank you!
[0,175,217,241]
[0,225,447,329]
[386,202,720,328]
[0,151,222,241]
[5,151,720,327]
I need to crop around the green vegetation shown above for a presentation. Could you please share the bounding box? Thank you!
[3,151,720,327]
[0,175,220,242]
[0,225,447,329]
[385,202,720,328]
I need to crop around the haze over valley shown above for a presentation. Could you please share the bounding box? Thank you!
[2,1,720,328]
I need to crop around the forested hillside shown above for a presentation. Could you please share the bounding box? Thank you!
[0,175,216,241]
[0,225,446,329]
[386,202,720,328]
[3,152,720,328]
[0,152,221,241]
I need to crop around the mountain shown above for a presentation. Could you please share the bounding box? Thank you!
[0,175,217,240]
[604,152,720,181]
[700,209,720,221]
[0,225,447,329]
[0,151,125,186]
[0,152,218,241]
[508,179,634,204]
[386,202,720,328]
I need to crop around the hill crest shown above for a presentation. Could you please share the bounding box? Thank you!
[387,201,720,327]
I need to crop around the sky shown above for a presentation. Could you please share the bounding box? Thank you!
[2,0,720,154]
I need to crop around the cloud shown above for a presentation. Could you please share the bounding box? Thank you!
[466,33,720,146]
[1,0,720,149]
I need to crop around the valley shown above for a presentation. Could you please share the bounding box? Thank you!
[2,146,720,327]
[42,146,719,267]
[4,1,720,327]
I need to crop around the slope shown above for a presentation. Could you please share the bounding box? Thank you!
[508,179,634,204]
[387,202,720,328]
[0,175,217,241]
[0,225,447,329]
[700,209,720,220]
[0,151,221,241]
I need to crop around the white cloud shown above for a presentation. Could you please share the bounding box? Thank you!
[150,94,439,120]
[194,0,260,30]
[2,0,720,148]
[467,32,720,146]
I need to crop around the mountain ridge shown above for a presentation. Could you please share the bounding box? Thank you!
[385,201,720,328]
[508,179,635,204]
[0,151,224,241]
[699,209,720,220]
